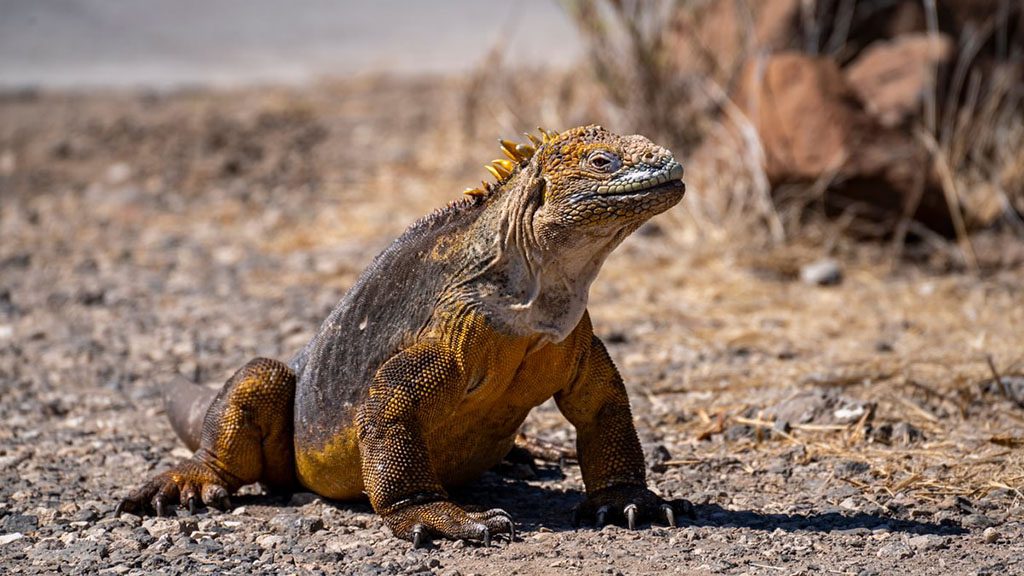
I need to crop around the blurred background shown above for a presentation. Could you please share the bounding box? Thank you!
[0,0,581,87]
[1,3,1023,573]
[3,0,1022,265]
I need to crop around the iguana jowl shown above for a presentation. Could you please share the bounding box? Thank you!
[116,125,688,547]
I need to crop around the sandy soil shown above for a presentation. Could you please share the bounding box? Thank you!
[1,78,1022,575]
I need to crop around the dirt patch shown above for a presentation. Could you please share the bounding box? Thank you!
[1,79,1022,575]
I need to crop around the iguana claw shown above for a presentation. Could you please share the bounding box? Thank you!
[575,485,691,530]
[662,503,676,527]
[625,504,638,530]
[412,524,427,549]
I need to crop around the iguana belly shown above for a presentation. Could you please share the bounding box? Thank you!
[294,398,535,500]
[294,318,585,501]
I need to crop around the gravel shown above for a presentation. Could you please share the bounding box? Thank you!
[2,82,1023,575]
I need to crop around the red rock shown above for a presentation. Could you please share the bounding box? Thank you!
[734,52,858,182]
[730,52,954,235]
[846,33,954,127]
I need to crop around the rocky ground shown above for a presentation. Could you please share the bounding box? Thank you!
[1,79,1023,575]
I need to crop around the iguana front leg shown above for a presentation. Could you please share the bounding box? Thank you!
[556,335,693,529]
[357,342,515,547]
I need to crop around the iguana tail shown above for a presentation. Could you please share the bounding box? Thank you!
[163,377,218,452]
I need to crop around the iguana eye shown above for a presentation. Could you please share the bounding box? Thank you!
[587,150,621,173]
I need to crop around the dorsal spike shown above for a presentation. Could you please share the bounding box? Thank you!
[463,187,486,197]
[515,144,536,158]
[499,139,522,162]
[525,132,542,147]
[493,159,515,173]
[483,164,504,181]
[501,147,521,162]
[490,160,513,179]
[539,127,560,141]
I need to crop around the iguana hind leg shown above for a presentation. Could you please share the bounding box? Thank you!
[115,357,296,516]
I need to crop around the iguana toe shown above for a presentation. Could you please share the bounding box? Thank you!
[573,485,693,530]
[384,501,515,547]
[114,458,234,517]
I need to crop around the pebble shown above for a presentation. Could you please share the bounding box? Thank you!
[800,258,843,286]
[839,497,859,511]
[256,534,284,549]
[908,534,945,551]
[142,518,178,539]
[0,533,24,545]
[876,542,912,559]
[2,514,39,533]
[982,527,999,543]
[962,514,999,529]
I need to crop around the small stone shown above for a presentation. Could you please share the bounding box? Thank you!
[833,460,870,478]
[839,497,859,511]
[962,514,998,529]
[288,492,319,507]
[105,162,132,185]
[2,514,39,533]
[908,534,944,551]
[269,514,296,532]
[142,518,178,539]
[299,517,325,534]
[800,258,843,286]
[256,534,283,549]
[876,542,912,559]
[982,527,999,543]
[0,533,24,545]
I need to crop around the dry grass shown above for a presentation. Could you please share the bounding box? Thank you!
[583,240,1024,502]
[560,0,1024,267]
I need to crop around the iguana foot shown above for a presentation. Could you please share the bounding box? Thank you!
[572,485,693,529]
[384,501,516,548]
[114,456,234,517]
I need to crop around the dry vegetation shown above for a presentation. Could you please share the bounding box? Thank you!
[561,0,1024,268]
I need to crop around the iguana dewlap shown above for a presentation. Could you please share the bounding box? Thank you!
[115,125,689,547]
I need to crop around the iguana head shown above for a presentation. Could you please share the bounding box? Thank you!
[532,125,685,229]
[470,125,685,238]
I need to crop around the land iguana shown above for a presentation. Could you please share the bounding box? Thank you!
[115,125,689,547]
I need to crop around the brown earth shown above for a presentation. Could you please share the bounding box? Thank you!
[1,78,1023,575]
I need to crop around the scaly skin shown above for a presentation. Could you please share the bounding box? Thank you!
[116,125,691,547]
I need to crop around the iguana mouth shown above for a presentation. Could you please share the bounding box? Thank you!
[594,160,684,196]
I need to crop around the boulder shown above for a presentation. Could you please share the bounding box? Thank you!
[734,52,859,182]
[731,52,954,235]
[846,33,954,127]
